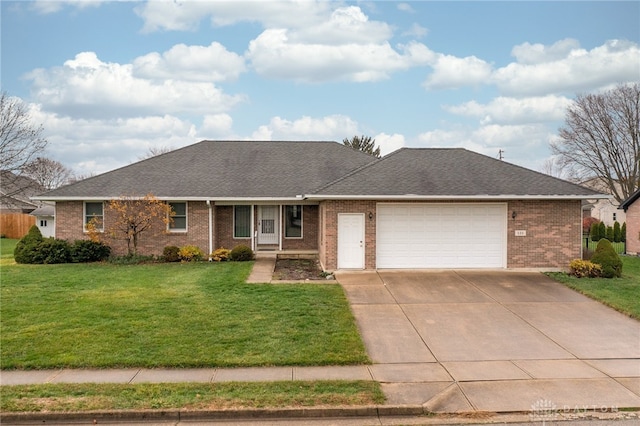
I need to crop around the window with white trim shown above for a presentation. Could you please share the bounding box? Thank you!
[234,205,251,238]
[285,205,302,238]
[84,201,104,231]
[168,202,187,231]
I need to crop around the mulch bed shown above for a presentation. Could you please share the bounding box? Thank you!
[273,258,329,281]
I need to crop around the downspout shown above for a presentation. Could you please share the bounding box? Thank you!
[279,204,283,251]
[251,204,255,251]
[206,200,213,260]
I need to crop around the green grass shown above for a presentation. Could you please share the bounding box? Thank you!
[1,261,369,369]
[547,256,640,320]
[0,381,385,412]
[0,238,18,266]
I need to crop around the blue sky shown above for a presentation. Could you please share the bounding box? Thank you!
[2,1,639,176]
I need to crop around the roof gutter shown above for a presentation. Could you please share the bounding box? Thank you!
[30,196,309,202]
[301,194,612,201]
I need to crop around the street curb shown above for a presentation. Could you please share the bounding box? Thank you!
[0,405,429,424]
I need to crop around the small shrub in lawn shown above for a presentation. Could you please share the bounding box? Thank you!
[34,238,72,264]
[590,239,623,278]
[211,247,231,262]
[178,245,204,262]
[569,259,602,278]
[14,225,44,264]
[71,240,111,262]
[230,244,254,261]
[162,245,180,262]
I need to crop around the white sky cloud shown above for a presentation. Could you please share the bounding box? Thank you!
[250,115,359,141]
[136,1,331,33]
[25,52,246,119]
[374,133,406,156]
[424,54,493,89]
[445,95,572,125]
[492,39,640,96]
[31,0,104,14]
[132,42,246,82]
[29,104,198,175]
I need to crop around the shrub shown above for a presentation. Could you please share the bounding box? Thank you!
[569,259,602,278]
[606,225,614,242]
[14,225,44,264]
[178,245,204,262]
[71,240,111,263]
[589,222,601,242]
[211,247,231,262]
[35,238,72,264]
[621,222,627,242]
[613,221,621,243]
[162,246,181,262]
[598,222,606,242]
[230,244,254,261]
[590,239,623,278]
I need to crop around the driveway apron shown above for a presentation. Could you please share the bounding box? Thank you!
[336,270,640,413]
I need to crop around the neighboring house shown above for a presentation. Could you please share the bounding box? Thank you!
[30,203,55,238]
[581,178,627,226]
[0,171,43,213]
[620,188,640,256]
[33,140,608,270]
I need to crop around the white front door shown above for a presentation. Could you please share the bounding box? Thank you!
[258,205,279,245]
[338,213,365,269]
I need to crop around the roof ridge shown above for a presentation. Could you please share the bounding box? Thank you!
[307,147,406,194]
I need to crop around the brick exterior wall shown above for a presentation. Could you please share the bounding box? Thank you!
[56,198,582,268]
[506,200,582,269]
[319,200,377,270]
[625,200,640,255]
[319,199,582,271]
[55,200,210,257]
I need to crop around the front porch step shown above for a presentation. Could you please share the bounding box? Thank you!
[254,250,319,260]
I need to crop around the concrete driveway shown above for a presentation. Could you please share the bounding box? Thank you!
[336,270,640,413]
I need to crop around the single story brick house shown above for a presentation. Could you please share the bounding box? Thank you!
[33,140,608,270]
[620,188,640,255]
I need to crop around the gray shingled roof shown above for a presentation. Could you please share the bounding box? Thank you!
[35,141,377,199]
[35,142,605,201]
[309,148,604,198]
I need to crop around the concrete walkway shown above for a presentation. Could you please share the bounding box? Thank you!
[2,262,639,422]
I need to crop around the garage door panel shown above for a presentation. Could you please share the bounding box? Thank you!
[377,204,506,269]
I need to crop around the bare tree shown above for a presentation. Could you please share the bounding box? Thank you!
[539,156,578,181]
[343,135,381,158]
[22,157,74,190]
[0,93,48,201]
[551,83,640,204]
[138,145,173,160]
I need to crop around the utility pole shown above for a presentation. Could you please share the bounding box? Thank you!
[498,149,504,161]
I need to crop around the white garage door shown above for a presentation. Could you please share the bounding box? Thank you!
[377,203,506,269]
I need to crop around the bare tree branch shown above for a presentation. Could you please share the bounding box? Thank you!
[551,83,640,204]
[22,157,74,190]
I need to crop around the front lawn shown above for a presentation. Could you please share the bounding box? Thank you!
[1,261,369,369]
[547,255,640,320]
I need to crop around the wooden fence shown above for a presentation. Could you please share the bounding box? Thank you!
[0,213,36,239]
